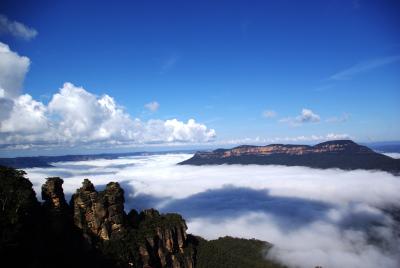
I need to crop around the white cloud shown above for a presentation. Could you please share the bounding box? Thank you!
[0,14,38,40]
[330,55,400,80]
[25,154,400,268]
[280,108,320,126]
[189,212,398,268]
[0,82,216,147]
[276,133,350,142]
[164,119,216,142]
[0,94,48,134]
[48,82,139,143]
[0,42,30,98]
[382,152,400,159]
[0,43,215,149]
[144,101,159,112]
[210,133,351,146]
[262,110,277,118]
[297,108,320,123]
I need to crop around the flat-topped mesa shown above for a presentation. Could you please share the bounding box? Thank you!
[196,140,373,159]
[70,179,126,241]
[179,140,400,173]
[42,177,69,213]
[312,140,373,153]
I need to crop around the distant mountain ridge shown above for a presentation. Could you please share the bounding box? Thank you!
[0,152,153,168]
[179,140,400,173]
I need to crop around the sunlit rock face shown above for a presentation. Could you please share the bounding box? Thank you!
[42,177,69,213]
[70,179,195,268]
[180,140,400,173]
[71,179,126,241]
[193,140,372,158]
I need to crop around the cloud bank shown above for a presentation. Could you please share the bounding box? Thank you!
[0,83,216,147]
[0,43,216,149]
[383,152,400,159]
[25,154,400,268]
[0,14,38,40]
[0,42,354,151]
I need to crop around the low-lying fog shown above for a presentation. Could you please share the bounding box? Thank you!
[25,153,400,268]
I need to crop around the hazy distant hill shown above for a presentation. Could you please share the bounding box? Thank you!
[0,152,151,168]
[179,140,400,174]
[0,151,194,169]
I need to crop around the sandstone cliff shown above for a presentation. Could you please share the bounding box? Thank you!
[66,178,195,268]
[71,179,126,242]
[179,140,400,173]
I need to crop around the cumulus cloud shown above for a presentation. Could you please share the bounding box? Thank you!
[0,43,217,149]
[47,83,138,143]
[144,101,159,112]
[262,110,277,118]
[25,154,400,268]
[0,42,30,98]
[280,108,320,126]
[0,14,38,40]
[0,43,216,148]
[0,82,216,148]
[296,108,320,123]
[0,94,48,133]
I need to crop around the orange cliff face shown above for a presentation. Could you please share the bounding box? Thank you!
[221,145,311,157]
[179,140,400,173]
[195,140,374,159]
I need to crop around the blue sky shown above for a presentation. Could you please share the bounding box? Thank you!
[0,0,399,155]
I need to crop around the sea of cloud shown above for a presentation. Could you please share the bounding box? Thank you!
[25,153,400,268]
[383,152,400,159]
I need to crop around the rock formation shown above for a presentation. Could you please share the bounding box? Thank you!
[179,140,400,173]
[42,177,69,213]
[71,179,126,242]
[69,179,195,267]
[136,209,195,268]
[0,166,284,268]
[183,140,373,159]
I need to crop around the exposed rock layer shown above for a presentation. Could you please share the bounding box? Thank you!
[29,175,197,267]
[68,179,195,267]
[42,177,69,213]
[71,179,126,241]
[179,140,400,173]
